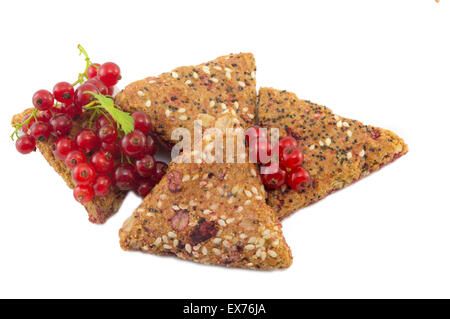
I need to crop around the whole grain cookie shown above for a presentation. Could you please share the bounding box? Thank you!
[115,53,257,149]
[119,115,292,270]
[258,88,408,219]
[11,108,127,224]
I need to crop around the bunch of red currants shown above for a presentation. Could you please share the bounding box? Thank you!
[245,126,311,191]
[13,53,167,203]
[67,111,167,203]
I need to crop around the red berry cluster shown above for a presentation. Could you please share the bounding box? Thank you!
[67,111,167,203]
[245,126,311,191]
[12,46,168,204]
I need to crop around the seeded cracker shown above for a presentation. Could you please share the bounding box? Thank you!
[119,115,292,270]
[258,88,408,219]
[11,108,127,224]
[115,53,257,149]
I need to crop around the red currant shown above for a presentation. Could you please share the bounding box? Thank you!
[16,135,35,154]
[113,163,137,190]
[93,175,112,197]
[151,161,168,184]
[50,113,73,136]
[76,129,100,153]
[91,150,114,174]
[30,122,51,141]
[53,136,77,160]
[100,141,121,158]
[132,111,152,135]
[74,184,94,203]
[120,130,146,157]
[32,90,54,111]
[135,154,156,178]
[87,63,100,79]
[36,110,52,123]
[245,126,268,145]
[61,102,82,118]
[135,179,154,198]
[260,162,287,189]
[53,82,74,103]
[74,82,99,107]
[287,167,311,191]
[107,86,114,96]
[72,163,96,185]
[21,115,36,133]
[98,124,117,144]
[276,136,298,154]
[98,62,121,87]
[86,77,108,95]
[280,145,304,169]
[249,137,272,164]
[144,134,157,156]
[65,150,87,169]
[96,113,116,130]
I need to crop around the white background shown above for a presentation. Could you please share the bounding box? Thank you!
[1,0,449,299]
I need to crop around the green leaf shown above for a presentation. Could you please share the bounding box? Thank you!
[87,92,135,134]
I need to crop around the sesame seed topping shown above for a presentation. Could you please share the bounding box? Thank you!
[185,244,192,253]
[359,149,365,157]
[248,113,255,119]
[234,101,239,109]
[163,244,172,250]
[171,72,179,78]
[137,90,144,96]
[202,247,208,255]
[214,66,222,70]
[226,218,235,224]
[213,248,221,255]
[244,200,251,205]
[211,78,219,83]
[182,174,190,182]
[179,115,187,121]
[325,137,331,146]
[202,66,210,74]
[347,151,353,159]
[336,120,343,128]
[226,72,231,79]
[309,144,315,150]
[347,130,352,137]
[237,206,243,212]
[178,108,186,113]
[248,237,256,244]
[209,100,215,107]
[343,121,350,127]
[185,79,192,85]
[319,141,324,146]
[165,110,171,117]
[192,72,198,79]
[251,71,255,79]
[173,239,179,247]
[213,238,222,244]
[251,186,258,194]
[238,81,246,87]
[244,244,255,250]
[218,219,226,227]
[244,189,253,198]
[162,235,168,243]
[145,100,151,107]
[268,250,277,258]
[168,231,177,238]
[154,237,161,245]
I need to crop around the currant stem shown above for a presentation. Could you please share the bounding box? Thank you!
[10,109,38,141]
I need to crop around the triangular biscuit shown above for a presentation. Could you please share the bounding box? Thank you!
[115,53,257,149]
[119,115,292,270]
[258,88,408,219]
[11,108,127,224]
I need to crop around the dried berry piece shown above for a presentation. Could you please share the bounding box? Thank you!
[167,170,182,193]
[170,210,189,231]
[189,218,217,245]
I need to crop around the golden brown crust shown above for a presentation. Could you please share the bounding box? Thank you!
[115,53,257,148]
[258,88,408,219]
[11,108,127,224]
